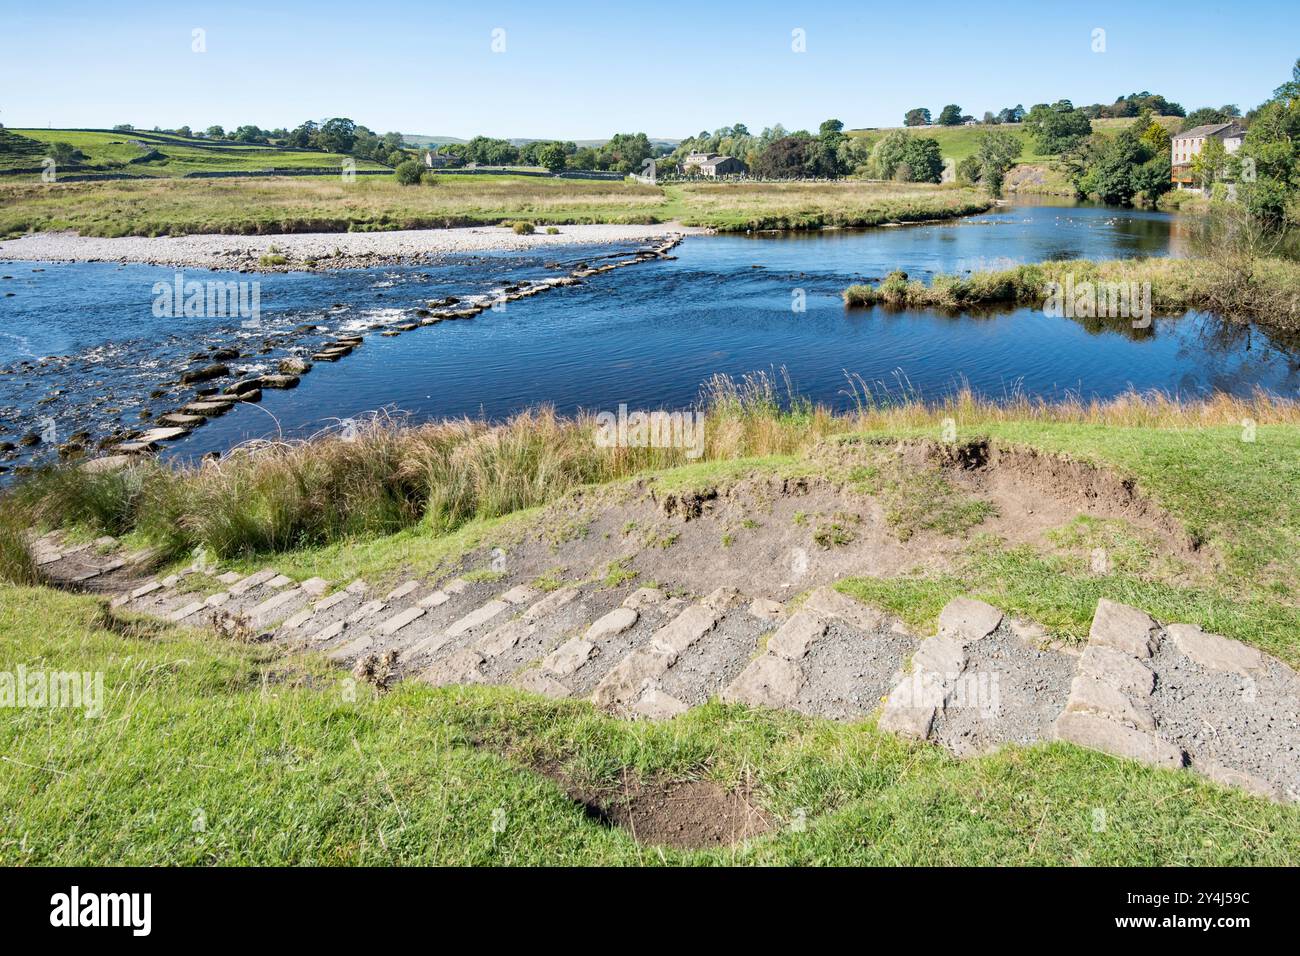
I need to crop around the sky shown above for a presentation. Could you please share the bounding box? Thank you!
[1,0,1296,140]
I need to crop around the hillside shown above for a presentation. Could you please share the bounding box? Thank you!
[0,128,390,179]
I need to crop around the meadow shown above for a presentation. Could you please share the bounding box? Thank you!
[0,174,990,237]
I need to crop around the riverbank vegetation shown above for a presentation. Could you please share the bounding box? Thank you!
[842,255,1300,331]
[0,175,989,237]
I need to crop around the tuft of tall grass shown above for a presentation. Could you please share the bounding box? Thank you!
[4,378,1298,564]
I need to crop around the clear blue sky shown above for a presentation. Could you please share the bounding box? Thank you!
[2,0,1295,139]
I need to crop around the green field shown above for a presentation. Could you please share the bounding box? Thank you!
[0,175,991,237]
[0,128,390,178]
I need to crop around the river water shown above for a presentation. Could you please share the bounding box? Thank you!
[1,199,1297,472]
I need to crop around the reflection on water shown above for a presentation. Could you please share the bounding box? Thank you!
[1,199,1297,474]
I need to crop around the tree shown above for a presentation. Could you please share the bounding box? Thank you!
[1181,107,1232,131]
[1023,102,1092,153]
[599,132,652,173]
[1140,117,1172,155]
[869,130,911,179]
[205,125,225,140]
[47,142,84,165]
[899,137,944,182]
[904,108,931,127]
[1237,58,1300,224]
[818,118,845,139]
[1192,137,1230,191]
[394,160,424,186]
[316,118,357,154]
[537,142,567,173]
[971,129,1021,195]
[937,104,963,126]
[753,134,813,178]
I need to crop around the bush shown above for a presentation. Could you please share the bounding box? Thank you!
[545,226,559,235]
[511,221,536,235]
[394,160,424,186]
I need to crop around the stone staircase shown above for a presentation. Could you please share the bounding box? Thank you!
[25,528,1300,804]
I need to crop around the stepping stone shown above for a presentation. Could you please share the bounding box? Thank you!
[159,414,205,427]
[649,603,719,656]
[136,427,189,443]
[378,606,426,636]
[312,352,345,362]
[748,598,785,621]
[1053,711,1184,769]
[301,577,330,597]
[1165,623,1266,677]
[385,580,420,601]
[803,587,885,631]
[249,588,305,625]
[282,607,315,631]
[217,571,242,585]
[444,599,510,639]
[308,621,346,643]
[701,587,741,612]
[521,587,581,621]
[229,569,278,595]
[169,601,206,622]
[1089,599,1158,658]
[513,670,572,700]
[313,591,351,612]
[205,592,231,607]
[328,633,373,661]
[266,574,293,588]
[1065,676,1156,731]
[501,584,540,605]
[420,649,487,687]
[721,655,804,709]
[348,600,387,624]
[182,402,231,417]
[591,646,675,710]
[1080,645,1154,696]
[344,579,369,594]
[937,597,1003,644]
[766,610,827,661]
[130,581,162,600]
[259,375,299,389]
[623,587,665,610]
[81,455,136,473]
[584,607,638,642]
[475,618,534,658]
[542,637,597,677]
[911,635,966,677]
[111,441,156,454]
[417,590,450,608]
[630,688,688,720]
[444,578,469,594]
[1192,760,1285,802]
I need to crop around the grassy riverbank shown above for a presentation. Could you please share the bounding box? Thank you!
[4,384,1300,864]
[843,256,1300,331]
[2,581,1296,866]
[0,175,990,238]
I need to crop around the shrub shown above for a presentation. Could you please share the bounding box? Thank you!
[546,226,559,235]
[394,160,424,186]
[511,220,536,235]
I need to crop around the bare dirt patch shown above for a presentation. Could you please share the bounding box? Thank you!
[552,766,771,849]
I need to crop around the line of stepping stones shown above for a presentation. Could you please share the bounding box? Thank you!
[25,527,1300,804]
[80,236,683,471]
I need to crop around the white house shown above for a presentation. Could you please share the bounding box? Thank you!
[1170,122,1246,191]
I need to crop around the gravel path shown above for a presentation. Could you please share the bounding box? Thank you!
[0,223,708,271]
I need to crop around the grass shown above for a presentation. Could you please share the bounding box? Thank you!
[1,583,1296,865]
[0,128,389,178]
[843,256,1300,332]
[0,174,989,238]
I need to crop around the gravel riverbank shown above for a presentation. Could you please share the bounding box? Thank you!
[0,222,708,271]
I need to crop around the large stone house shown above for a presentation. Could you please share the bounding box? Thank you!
[682,151,747,177]
[1170,122,1246,191]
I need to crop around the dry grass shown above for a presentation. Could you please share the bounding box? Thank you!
[4,375,1298,569]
